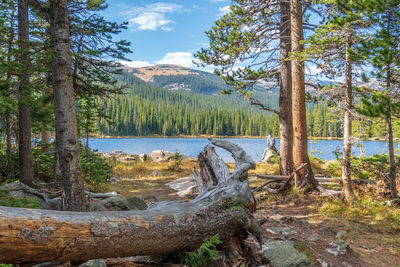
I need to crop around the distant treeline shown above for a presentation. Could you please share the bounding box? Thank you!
[98,79,280,136]
[98,73,400,138]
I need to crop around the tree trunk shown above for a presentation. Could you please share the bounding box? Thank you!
[342,32,356,202]
[5,4,16,180]
[278,0,293,176]
[41,130,52,153]
[0,139,263,265]
[290,0,317,188]
[17,0,35,187]
[386,111,398,198]
[50,0,86,211]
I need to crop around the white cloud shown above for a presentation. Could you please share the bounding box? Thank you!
[118,60,153,68]
[155,52,195,68]
[124,3,189,31]
[217,5,231,17]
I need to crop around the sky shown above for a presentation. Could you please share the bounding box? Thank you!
[100,0,231,69]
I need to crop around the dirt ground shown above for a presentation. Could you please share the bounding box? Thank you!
[110,160,400,267]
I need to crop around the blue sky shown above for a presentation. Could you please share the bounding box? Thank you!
[100,0,231,69]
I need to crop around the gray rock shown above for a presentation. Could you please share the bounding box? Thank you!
[101,195,130,211]
[307,233,322,242]
[88,201,108,211]
[266,227,296,235]
[41,198,62,210]
[262,240,312,267]
[110,177,121,184]
[79,259,107,267]
[117,156,136,162]
[148,150,176,162]
[262,148,279,163]
[336,230,347,239]
[317,259,332,267]
[151,170,160,176]
[100,195,147,211]
[341,262,352,267]
[126,196,148,210]
[327,239,349,256]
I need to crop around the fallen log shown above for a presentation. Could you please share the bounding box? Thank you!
[0,139,263,265]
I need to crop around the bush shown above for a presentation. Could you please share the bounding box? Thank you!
[177,234,222,267]
[351,154,400,180]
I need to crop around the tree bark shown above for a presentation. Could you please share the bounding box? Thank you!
[0,139,263,265]
[386,110,398,198]
[342,32,356,202]
[50,0,86,211]
[17,0,35,187]
[278,0,293,176]
[41,130,51,153]
[5,3,16,180]
[290,0,317,189]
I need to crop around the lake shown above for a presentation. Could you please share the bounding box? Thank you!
[87,138,400,162]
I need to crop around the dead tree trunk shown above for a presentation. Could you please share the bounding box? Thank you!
[0,139,263,265]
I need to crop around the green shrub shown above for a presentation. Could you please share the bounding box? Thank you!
[351,154,400,180]
[177,234,222,267]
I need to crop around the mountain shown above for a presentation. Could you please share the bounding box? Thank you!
[121,64,279,96]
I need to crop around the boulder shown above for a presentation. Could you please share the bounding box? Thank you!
[262,148,279,163]
[149,150,176,162]
[100,195,147,211]
[262,240,312,267]
[41,198,62,210]
[126,196,148,210]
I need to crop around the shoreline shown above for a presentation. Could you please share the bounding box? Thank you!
[89,135,396,142]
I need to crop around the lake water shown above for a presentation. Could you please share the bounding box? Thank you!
[87,138,399,162]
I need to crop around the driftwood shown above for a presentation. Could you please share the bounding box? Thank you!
[0,139,263,265]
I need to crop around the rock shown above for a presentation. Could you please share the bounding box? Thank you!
[126,196,148,210]
[266,227,296,235]
[166,176,198,197]
[79,259,107,267]
[317,259,332,267]
[148,150,176,162]
[341,262,352,267]
[100,195,147,211]
[327,239,349,256]
[139,153,147,162]
[113,150,125,154]
[262,240,312,267]
[151,170,160,176]
[41,198,62,210]
[110,177,121,184]
[0,182,46,201]
[262,148,279,163]
[88,201,107,211]
[117,156,136,162]
[307,233,322,242]
[336,230,347,239]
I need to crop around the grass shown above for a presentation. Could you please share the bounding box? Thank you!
[294,240,315,264]
[0,190,41,208]
[319,194,400,228]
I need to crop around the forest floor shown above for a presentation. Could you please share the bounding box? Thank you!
[109,159,400,267]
